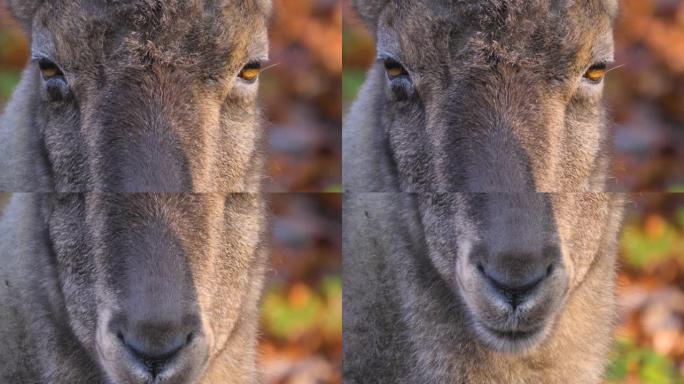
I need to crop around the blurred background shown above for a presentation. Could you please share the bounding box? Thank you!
[262,0,341,192]
[0,0,342,192]
[611,194,684,384]
[263,194,341,384]
[610,0,684,192]
[343,1,684,381]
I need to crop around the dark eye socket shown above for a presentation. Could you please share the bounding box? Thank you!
[383,58,408,79]
[36,58,69,100]
[37,59,64,80]
[382,58,414,101]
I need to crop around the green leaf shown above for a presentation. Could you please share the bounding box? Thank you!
[343,70,366,104]
[0,71,20,103]
[667,184,684,193]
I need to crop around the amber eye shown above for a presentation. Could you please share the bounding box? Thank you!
[384,59,407,79]
[38,59,63,80]
[583,63,607,83]
[238,62,262,83]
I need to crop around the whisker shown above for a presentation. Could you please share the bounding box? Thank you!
[607,63,626,73]
[261,62,281,73]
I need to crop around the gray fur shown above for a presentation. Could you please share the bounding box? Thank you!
[343,0,618,192]
[0,0,271,192]
[0,2,273,382]
[0,193,268,383]
[343,3,625,381]
[343,192,625,383]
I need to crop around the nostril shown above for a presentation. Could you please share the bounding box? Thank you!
[480,267,546,308]
[119,329,193,374]
[546,263,554,277]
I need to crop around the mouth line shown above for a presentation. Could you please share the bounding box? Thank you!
[481,323,542,341]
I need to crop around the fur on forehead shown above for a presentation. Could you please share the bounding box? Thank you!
[353,0,616,35]
[7,0,271,31]
[22,0,270,76]
[109,0,272,27]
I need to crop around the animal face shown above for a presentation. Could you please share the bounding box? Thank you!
[415,193,622,353]
[9,0,270,191]
[45,194,267,382]
[355,0,617,192]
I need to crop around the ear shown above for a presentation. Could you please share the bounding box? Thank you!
[7,0,44,31]
[352,0,389,33]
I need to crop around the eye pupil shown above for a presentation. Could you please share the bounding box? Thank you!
[38,59,62,79]
[584,63,607,83]
[239,62,262,82]
[387,67,403,77]
[384,59,406,79]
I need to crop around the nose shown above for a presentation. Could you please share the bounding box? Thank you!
[116,318,199,376]
[477,262,554,309]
